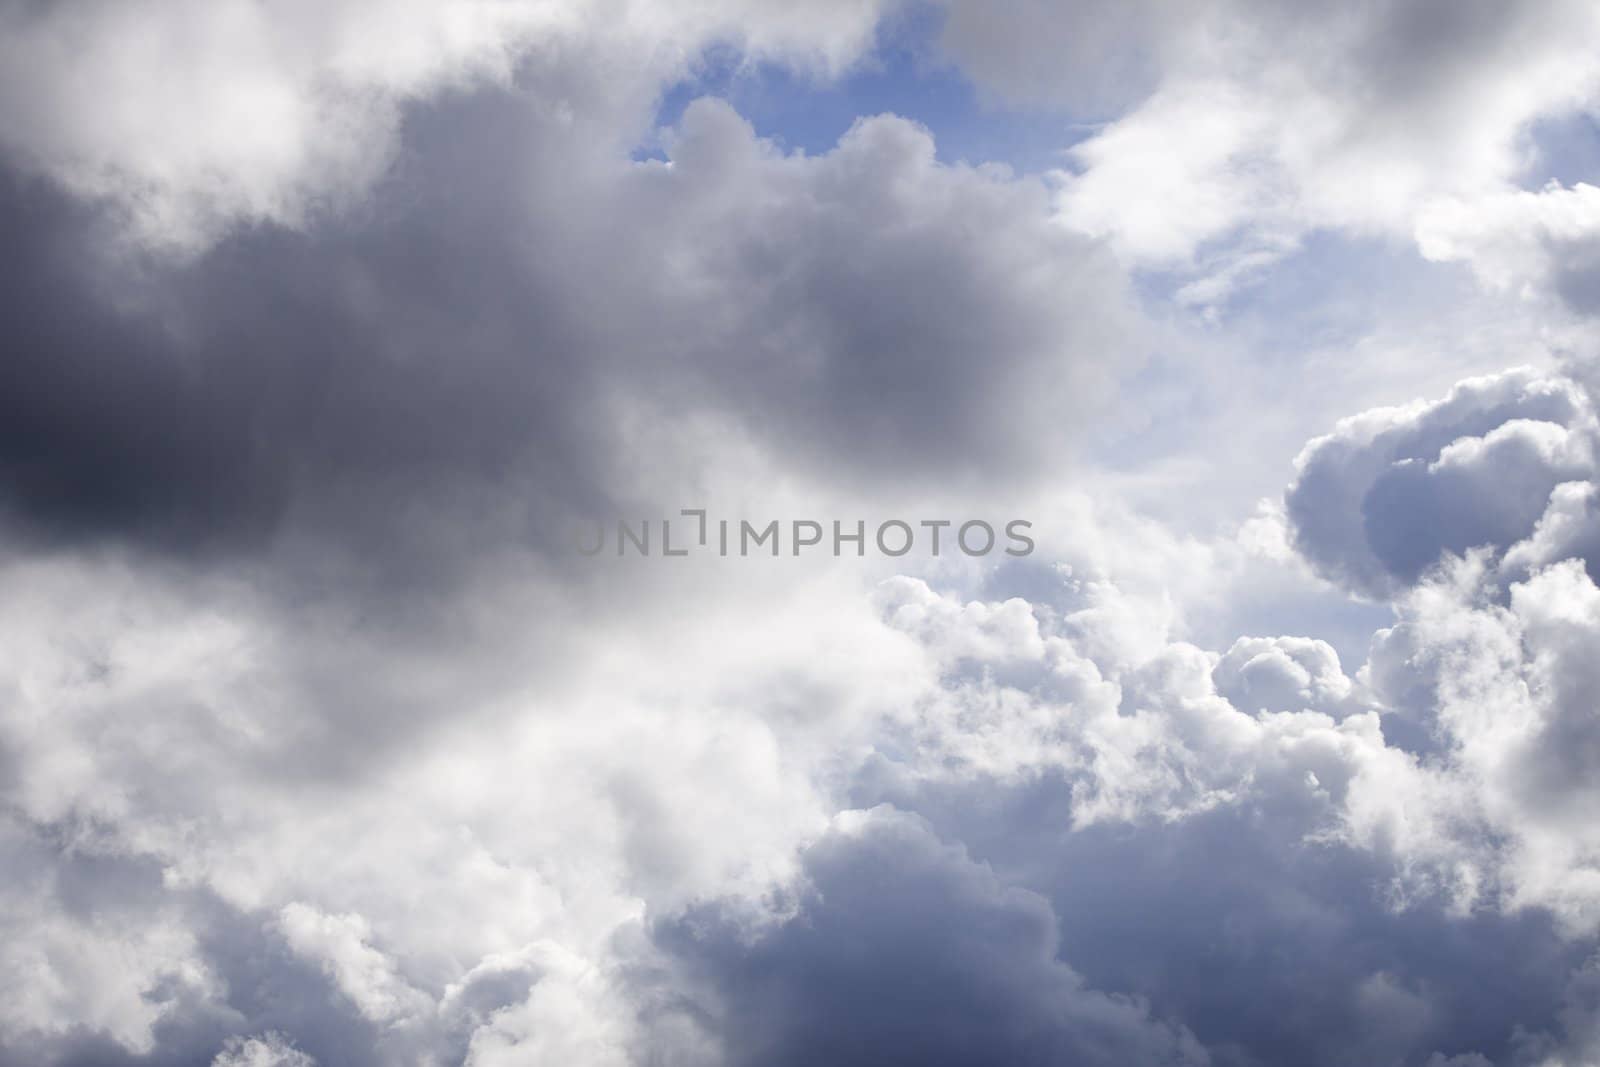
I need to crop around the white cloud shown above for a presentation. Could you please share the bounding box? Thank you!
[0,0,891,253]
[939,1,1600,303]
[213,1032,318,1067]
[1418,181,1600,316]
[278,903,430,1025]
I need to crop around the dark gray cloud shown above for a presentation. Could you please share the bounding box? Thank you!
[969,791,1582,1067]
[0,90,1137,563]
[0,94,612,560]
[653,809,1206,1067]
[650,780,1594,1067]
[0,174,285,549]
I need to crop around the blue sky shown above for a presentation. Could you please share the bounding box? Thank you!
[642,5,1090,172]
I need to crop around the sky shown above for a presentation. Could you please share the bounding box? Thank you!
[5,2,1600,1065]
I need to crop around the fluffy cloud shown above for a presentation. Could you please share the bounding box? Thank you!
[1418,182,1600,316]
[8,4,1600,1066]
[937,1,1600,306]
[648,524,1600,1064]
[1286,367,1598,598]
[1212,635,1359,719]
[7,359,1600,1064]
[213,1033,317,1067]
[654,808,1209,1067]
[0,89,1138,559]
[0,29,1148,1056]
[0,0,889,252]
[1360,555,1600,933]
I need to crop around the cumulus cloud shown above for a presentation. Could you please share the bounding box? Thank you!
[654,808,1209,1067]
[1360,555,1600,933]
[8,351,1600,1065]
[8,3,1600,1066]
[1212,635,1359,719]
[0,89,1138,560]
[1285,367,1598,598]
[649,539,1600,1065]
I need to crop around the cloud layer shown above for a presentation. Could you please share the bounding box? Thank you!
[6,3,1600,1066]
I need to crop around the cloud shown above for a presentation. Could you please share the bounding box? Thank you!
[623,99,1141,490]
[0,86,1139,559]
[0,0,890,253]
[212,1033,317,1067]
[277,904,430,1026]
[1212,635,1359,719]
[1417,182,1600,316]
[654,807,1209,1067]
[937,1,1600,307]
[8,5,1600,1067]
[0,824,212,1057]
[1361,555,1600,933]
[1285,367,1597,598]
[7,358,1600,1064]
[845,542,1600,1064]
